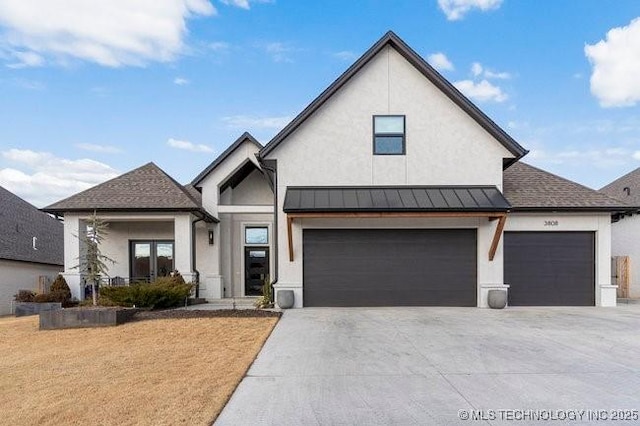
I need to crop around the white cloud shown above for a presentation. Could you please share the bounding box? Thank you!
[167,138,214,153]
[471,62,510,79]
[0,0,216,68]
[219,0,273,9]
[75,143,122,154]
[471,62,483,76]
[0,148,119,207]
[6,50,44,68]
[633,151,640,161]
[551,148,630,169]
[427,52,454,71]
[585,17,640,107]
[263,42,296,63]
[484,69,510,79]
[222,114,292,129]
[209,41,230,52]
[333,50,357,61]
[438,0,503,21]
[454,79,508,102]
[173,77,190,85]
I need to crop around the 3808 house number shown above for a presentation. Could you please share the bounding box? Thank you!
[544,220,559,227]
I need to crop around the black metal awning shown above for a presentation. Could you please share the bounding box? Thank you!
[282,186,511,263]
[283,186,511,213]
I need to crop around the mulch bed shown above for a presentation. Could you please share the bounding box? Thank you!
[131,309,282,322]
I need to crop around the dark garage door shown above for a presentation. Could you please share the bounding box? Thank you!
[303,229,476,307]
[504,232,595,306]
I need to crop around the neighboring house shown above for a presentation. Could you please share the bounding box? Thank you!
[43,31,628,308]
[600,168,640,298]
[0,186,63,315]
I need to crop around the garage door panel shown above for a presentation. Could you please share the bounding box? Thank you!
[303,229,477,307]
[504,232,594,306]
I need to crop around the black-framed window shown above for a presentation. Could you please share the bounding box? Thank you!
[245,227,269,245]
[129,240,174,282]
[373,115,405,155]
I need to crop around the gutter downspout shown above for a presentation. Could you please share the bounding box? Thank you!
[191,214,205,298]
[256,156,278,301]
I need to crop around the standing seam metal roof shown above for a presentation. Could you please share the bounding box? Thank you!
[283,186,511,213]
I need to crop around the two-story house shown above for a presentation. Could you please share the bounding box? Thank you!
[44,32,627,308]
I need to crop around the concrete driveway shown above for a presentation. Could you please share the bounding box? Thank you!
[215,306,640,425]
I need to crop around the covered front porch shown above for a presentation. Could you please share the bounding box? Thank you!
[60,212,205,300]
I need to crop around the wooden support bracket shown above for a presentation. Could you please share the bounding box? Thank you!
[287,215,294,262]
[286,211,508,262]
[488,214,507,261]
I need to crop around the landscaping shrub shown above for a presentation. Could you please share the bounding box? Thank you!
[254,277,273,309]
[49,275,73,306]
[100,278,193,309]
[14,290,36,302]
[13,276,76,307]
[50,275,71,299]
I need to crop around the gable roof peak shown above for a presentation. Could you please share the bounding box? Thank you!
[504,161,629,211]
[191,131,263,187]
[42,161,204,214]
[259,30,528,162]
[599,166,640,205]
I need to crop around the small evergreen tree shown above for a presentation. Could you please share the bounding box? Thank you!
[50,274,72,305]
[73,212,115,306]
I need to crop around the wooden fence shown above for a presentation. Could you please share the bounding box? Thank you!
[612,256,630,298]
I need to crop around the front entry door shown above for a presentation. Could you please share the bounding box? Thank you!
[130,241,174,282]
[245,248,269,296]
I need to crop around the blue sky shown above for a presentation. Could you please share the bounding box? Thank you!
[1,0,640,207]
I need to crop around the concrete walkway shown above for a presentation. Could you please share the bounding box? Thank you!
[215,306,640,425]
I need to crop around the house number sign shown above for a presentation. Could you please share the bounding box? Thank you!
[544,220,559,226]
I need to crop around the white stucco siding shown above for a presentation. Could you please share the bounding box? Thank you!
[220,169,273,205]
[505,213,615,307]
[610,215,640,297]
[194,221,222,299]
[266,45,515,308]
[100,221,175,278]
[199,140,262,215]
[266,45,512,188]
[0,260,62,315]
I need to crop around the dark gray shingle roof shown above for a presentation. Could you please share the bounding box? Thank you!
[43,162,203,213]
[599,167,640,207]
[0,186,63,265]
[284,186,510,213]
[503,162,628,211]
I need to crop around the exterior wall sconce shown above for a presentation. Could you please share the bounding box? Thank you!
[208,229,214,245]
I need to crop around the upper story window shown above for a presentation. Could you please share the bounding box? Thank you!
[373,115,405,155]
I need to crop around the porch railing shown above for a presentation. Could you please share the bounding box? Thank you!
[82,276,149,300]
[81,276,197,299]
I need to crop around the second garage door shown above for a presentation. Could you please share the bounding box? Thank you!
[504,232,595,306]
[303,229,477,307]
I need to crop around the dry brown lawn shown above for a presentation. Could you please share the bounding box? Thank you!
[0,314,279,425]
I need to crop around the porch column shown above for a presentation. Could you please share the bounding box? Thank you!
[62,215,85,300]
[174,214,194,283]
